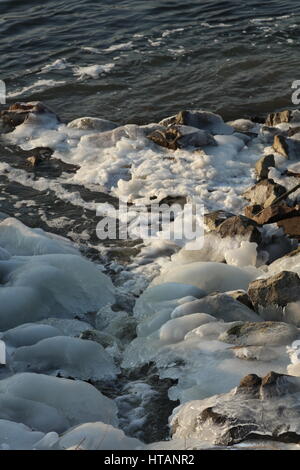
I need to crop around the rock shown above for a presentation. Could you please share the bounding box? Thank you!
[273,135,290,158]
[216,215,262,244]
[80,329,121,349]
[147,124,216,150]
[273,135,300,160]
[159,110,233,135]
[67,117,118,132]
[248,270,300,309]
[266,110,292,127]
[0,101,59,132]
[219,321,299,346]
[255,154,275,180]
[243,179,286,208]
[26,156,41,167]
[204,210,235,231]
[277,217,300,239]
[171,372,300,446]
[245,203,300,225]
[226,290,254,310]
[259,126,289,145]
[227,118,258,133]
[171,293,261,323]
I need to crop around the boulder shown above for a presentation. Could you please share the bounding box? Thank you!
[226,290,254,310]
[277,217,300,239]
[230,345,280,361]
[0,101,59,132]
[255,154,275,180]
[266,110,291,127]
[147,124,216,150]
[216,215,262,244]
[248,270,300,309]
[227,118,258,133]
[273,135,300,160]
[219,321,299,346]
[67,117,118,132]
[171,372,300,446]
[243,179,286,208]
[159,110,233,135]
[204,210,235,231]
[244,203,300,225]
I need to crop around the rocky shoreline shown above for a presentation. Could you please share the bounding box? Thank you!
[0,102,300,449]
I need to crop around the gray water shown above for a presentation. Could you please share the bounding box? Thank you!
[1,0,300,124]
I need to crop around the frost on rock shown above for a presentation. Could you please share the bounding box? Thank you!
[0,373,117,432]
[11,336,119,381]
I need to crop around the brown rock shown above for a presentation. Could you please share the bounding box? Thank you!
[246,204,300,225]
[226,290,254,310]
[148,124,216,150]
[266,110,291,127]
[243,179,286,208]
[277,217,300,239]
[204,210,235,231]
[255,154,275,180]
[248,270,300,309]
[273,134,290,158]
[216,215,262,244]
[1,101,60,132]
[26,156,40,167]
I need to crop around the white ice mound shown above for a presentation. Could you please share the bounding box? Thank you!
[0,373,117,432]
[133,282,207,320]
[2,323,62,347]
[58,422,143,450]
[151,261,258,293]
[12,336,119,380]
[0,218,78,256]
[0,253,115,329]
[0,419,45,450]
[159,313,216,344]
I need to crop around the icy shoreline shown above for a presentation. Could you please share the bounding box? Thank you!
[0,103,300,449]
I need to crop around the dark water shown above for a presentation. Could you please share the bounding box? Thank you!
[0,0,300,124]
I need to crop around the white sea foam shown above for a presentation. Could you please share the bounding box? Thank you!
[103,41,133,52]
[73,63,115,79]
[7,80,66,98]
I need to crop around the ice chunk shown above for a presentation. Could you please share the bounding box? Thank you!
[159,313,216,343]
[12,336,119,380]
[2,323,61,347]
[0,373,117,432]
[0,253,115,329]
[224,241,257,267]
[0,419,45,450]
[0,218,78,256]
[58,422,143,450]
[152,262,258,295]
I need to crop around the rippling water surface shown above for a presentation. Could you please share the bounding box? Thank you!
[0,0,299,123]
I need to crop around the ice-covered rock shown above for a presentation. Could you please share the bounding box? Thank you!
[0,252,115,329]
[0,419,45,450]
[219,321,299,346]
[151,261,258,293]
[170,293,261,322]
[67,117,118,132]
[159,313,216,344]
[11,336,119,380]
[1,323,61,347]
[0,218,78,256]
[170,372,300,446]
[58,422,143,450]
[159,110,233,135]
[0,373,117,432]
